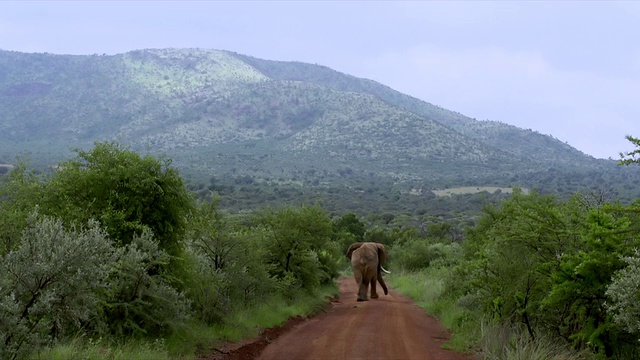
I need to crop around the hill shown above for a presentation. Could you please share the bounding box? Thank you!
[0,48,637,217]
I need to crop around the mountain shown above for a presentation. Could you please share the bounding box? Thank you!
[0,48,637,212]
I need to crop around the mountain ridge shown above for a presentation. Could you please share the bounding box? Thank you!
[1,47,633,205]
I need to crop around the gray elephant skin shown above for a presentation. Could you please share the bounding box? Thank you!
[346,242,389,301]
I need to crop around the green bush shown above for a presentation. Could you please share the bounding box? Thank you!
[257,206,340,291]
[392,239,460,271]
[450,191,640,357]
[0,162,46,255]
[99,230,191,338]
[0,145,354,358]
[181,248,231,325]
[606,249,640,335]
[42,141,194,260]
[0,213,115,360]
[184,200,279,322]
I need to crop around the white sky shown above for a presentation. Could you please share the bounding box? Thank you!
[1,1,639,159]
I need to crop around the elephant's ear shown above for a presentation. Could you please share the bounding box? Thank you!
[376,243,388,264]
[346,242,364,259]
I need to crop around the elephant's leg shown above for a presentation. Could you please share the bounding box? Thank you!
[354,269,368,301]
[353,268,362,286]
[370,277,379,299]
[358,281,369,301]
[377,271,389,295]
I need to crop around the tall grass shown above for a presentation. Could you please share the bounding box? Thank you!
[479,321,590,360]
[33,337,173,360]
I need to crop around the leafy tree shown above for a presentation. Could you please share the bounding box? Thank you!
[380,213,395,224]
[451,190,640,356]
[257,206,339,291]
[0,161,46,255]
[619,135,640,166]
[607,249,640,335]
[0,212,192,359]
[0,213,115,360]
[186,198,242,272]
[363,228,396,247]
[392,239,460,271]
[42,141,194,258]
[184,199,276,323]
[333,212,365,241]
[541,206,630,355]
[332,212,366,253]
[99,229,191,338]
[181,248,230,325]
[451,191,562,338]
[426,221,455,241]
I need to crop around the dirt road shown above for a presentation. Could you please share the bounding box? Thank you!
[256,277,475,360]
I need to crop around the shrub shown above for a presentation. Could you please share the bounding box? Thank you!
[43,141,194,260]
[184,200,279,321]
[392,239,459,271]
[99,230,191,338]
[0,213,115,360]
[0,162,46,255]
[606,249,640,335]
[181,248,230,325]
[257,206,339,291]
[451,191,640,356]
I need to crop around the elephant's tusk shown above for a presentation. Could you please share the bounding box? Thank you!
[381,266,391,274]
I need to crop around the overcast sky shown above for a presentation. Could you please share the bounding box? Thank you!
[1,1,639,159]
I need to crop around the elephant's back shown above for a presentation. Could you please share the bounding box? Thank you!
[352,256,367,267]
[352,247,377,266]
[361,246,377,261]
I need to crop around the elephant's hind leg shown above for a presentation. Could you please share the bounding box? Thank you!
[370,278,379,299]
[354,270,368,301]
[357,281,369,301]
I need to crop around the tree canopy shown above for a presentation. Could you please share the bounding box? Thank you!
[619,135,640,166]
[43,141,194,257]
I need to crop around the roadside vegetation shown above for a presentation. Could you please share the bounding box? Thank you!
[2,137,640,359]
[0,142,342,360]
[386,136,640,359]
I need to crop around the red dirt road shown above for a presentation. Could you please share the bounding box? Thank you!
[256,277,475,360]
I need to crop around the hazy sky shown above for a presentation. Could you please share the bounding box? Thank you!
[2,1,639,159]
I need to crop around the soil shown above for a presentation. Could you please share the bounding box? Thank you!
[203,277,477,360]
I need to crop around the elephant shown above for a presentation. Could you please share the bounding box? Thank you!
[346,242,390,301]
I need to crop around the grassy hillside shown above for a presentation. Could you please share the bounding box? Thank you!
[229,52,594,166]
[1,48,637,213]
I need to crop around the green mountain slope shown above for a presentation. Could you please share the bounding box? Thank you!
[230,52,593,166]
[0,47,636,207]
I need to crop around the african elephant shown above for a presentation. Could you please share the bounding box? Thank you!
[346,242,390,301]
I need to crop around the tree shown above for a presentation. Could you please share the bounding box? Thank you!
[99,229,191,337]
[184,201,277,321]
[619,135,640,166]
[257,206,339,291]
[42,141,194,258]
[186,198,237,271]
[333,212,366,252]
[451,190,639,356]
[0,213,192,359]
[0,161,46,255]
[333,212,366,241]
[426,221,454,241]
[607,249,640,335]
[0,214,115,359]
